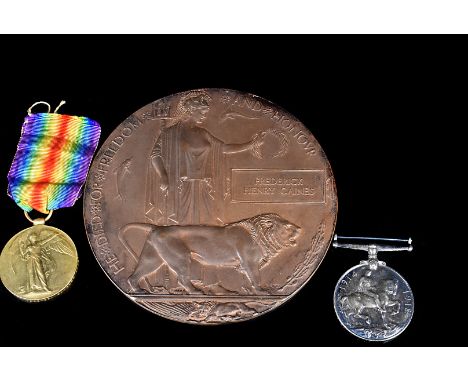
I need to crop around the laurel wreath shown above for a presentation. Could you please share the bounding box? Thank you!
[251,129,289,159]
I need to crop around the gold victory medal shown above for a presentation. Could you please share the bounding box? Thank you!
[0,222,78,302]
[1,100,99,302]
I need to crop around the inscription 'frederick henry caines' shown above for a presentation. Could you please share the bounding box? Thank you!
[231,169,325,203]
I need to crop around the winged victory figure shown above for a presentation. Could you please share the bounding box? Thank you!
[18,231,73,295]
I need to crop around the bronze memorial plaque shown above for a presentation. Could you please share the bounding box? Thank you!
[83,89,337,324]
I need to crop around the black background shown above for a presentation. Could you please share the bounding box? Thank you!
[0,36,458,346]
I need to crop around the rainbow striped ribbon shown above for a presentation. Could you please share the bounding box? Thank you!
[7,112,101,214]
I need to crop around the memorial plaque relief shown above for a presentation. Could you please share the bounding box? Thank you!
[84,89,337,324]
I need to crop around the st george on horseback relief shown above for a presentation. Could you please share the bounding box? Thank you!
[335,266,414,339]
[85,89,338,323]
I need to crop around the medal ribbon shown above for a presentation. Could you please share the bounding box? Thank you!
[7,105,101,214]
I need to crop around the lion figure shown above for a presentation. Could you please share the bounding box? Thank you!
[119,213,301,294]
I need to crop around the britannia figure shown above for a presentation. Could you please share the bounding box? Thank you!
[145,90,263,225]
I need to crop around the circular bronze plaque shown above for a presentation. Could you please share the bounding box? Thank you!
[84,89,337,324]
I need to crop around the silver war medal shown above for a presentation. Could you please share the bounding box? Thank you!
[333,235,414,341]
